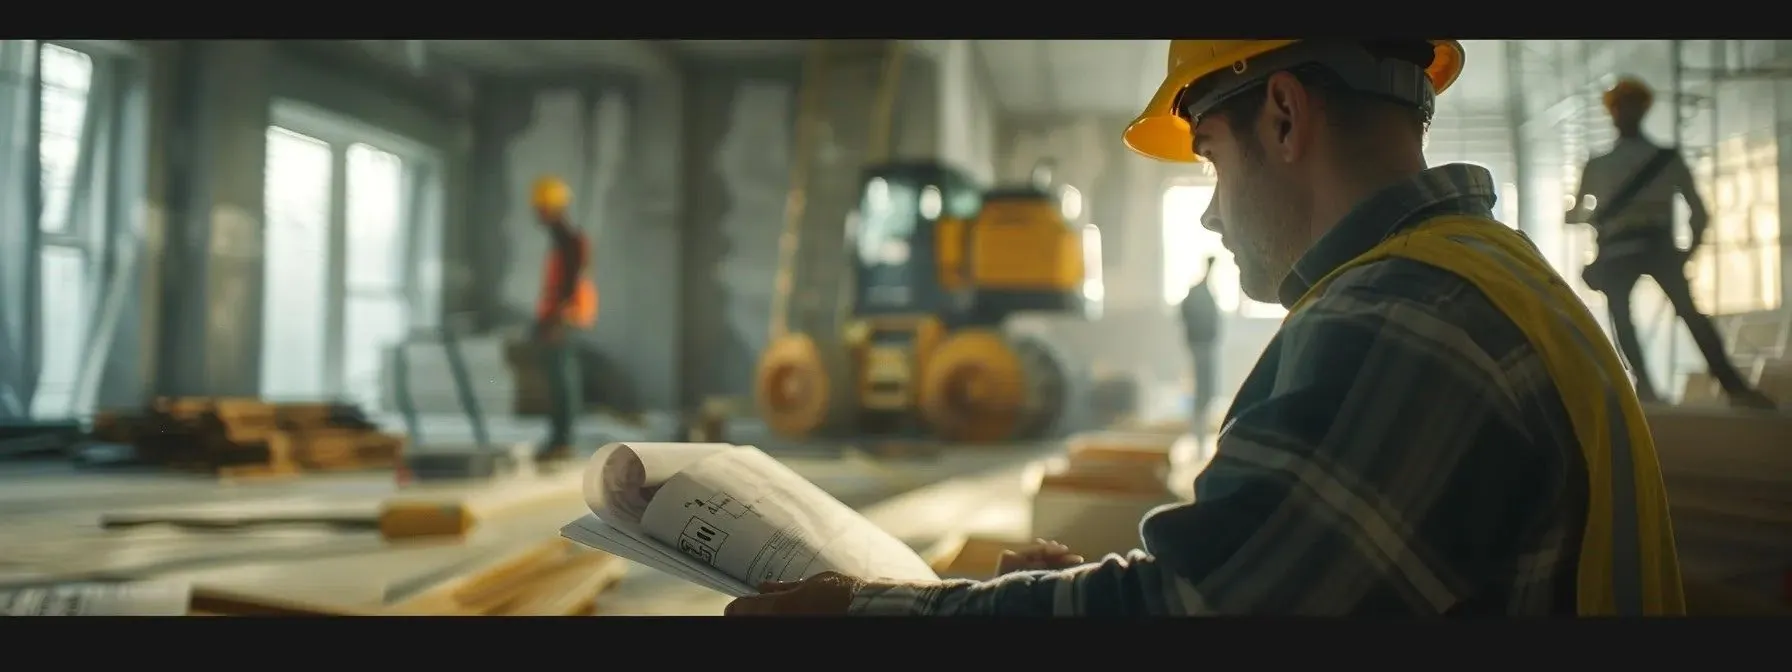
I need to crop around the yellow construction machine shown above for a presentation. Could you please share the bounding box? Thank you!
[754,161,1103,443]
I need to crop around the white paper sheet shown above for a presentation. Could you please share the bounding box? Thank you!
[0,581,191,616]
[560,442,937,597]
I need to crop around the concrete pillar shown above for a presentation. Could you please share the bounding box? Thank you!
[154,40,271,397]
[677,40,985,404]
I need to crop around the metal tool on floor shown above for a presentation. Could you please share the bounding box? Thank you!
[395,314,532,482]
[100,511,380,533]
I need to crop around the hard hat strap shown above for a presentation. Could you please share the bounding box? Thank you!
[1177,41,1436,126]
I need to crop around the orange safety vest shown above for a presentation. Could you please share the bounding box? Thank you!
[538,229,598,328]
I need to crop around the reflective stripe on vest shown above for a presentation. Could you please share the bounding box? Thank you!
[1289,214,1686,616]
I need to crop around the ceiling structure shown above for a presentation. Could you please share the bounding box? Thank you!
[970,40,1516,117]
[356,39,1516,121]
[374,40,808,76]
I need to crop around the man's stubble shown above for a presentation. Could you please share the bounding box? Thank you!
[1220,141,1312,304]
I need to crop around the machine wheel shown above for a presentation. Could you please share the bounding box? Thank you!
[917,329,1028,443]
[1009,333,1076,440]
[754,332,844,439]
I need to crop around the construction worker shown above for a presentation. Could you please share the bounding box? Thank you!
[530,176,598,462]
[1566,76,1775,409]
[1180,255,1222,441]
[726,40,1686,617]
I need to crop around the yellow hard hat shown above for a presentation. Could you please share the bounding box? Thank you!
[532,176,571,212]
[1603,76,1653,114]
[1124,40,1467,163]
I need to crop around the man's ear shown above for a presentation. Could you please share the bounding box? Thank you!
[1261,71,1313,162]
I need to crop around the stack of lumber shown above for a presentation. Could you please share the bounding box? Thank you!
[1753,358,1792,404]
[90,397,404,477]
[1646,403,1792,604]
[1029,432,1181,560]
[1679,357,1790,407]
[383,539,627,616]
[1114,416,1191,436]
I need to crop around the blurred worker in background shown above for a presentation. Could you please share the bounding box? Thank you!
[1567,76,1775,409]
[1179,255,1221,441]
[728,40,1686,617]
[530,176,599,462]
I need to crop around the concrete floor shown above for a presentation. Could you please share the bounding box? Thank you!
[0,413,1061,615]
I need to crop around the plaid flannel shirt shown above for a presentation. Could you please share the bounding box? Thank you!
[849,164,1587,616]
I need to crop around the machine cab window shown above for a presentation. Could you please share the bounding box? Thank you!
[856,176,919,267]
[854,169,981,269]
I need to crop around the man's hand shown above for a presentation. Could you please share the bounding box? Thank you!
[995,539,1086,577]
[724,571,865,616]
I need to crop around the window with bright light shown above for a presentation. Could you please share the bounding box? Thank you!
[1080,224,1104,304]
[1689,133,1781,315]
[1449,161,1519,230]
[260,126,335,401]
[343,143,412,410]
[1500,181,1520,227]
[1060,185,1084,221]
[31,43,96,419]
[1160,184,1286,318]
[37,43,91,235]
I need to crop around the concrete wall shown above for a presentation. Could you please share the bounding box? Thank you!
[678,58,800,407]
[917,40,1000,183]
[466,70,686,412]
[136,40,698,412]
[140,41,476,401]
[119,39,1027,414]
[675,42,1005,407]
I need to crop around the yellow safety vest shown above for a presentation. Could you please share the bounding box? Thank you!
[1290,214,1686,616]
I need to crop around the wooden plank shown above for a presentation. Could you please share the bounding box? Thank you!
[384,539,574,616]
[489,552,628,616]
[189,585,379,616]
[379,469,584,541]
[101,511,378,532]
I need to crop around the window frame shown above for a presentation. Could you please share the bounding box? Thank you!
[27,40,140,419]
[1687,132,1781,317]
[261,99,446,404]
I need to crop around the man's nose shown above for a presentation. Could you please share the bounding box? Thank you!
[1201,192,1224,233]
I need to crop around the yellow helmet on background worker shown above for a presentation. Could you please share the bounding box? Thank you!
[1603,76,1653,115]
[1123,40,1467,163]
[532,176,572,215]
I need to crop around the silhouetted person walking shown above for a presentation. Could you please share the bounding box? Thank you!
[1181,256,1223,434]
[1568,77,1774,409]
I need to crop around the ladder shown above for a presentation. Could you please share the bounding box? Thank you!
[768,39,909,351]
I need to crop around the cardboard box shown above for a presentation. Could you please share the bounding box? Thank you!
[1065,431,1178,475]
[1030,463,1176,561]
[1646,405,1792,485]
[927,535,1035,580]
